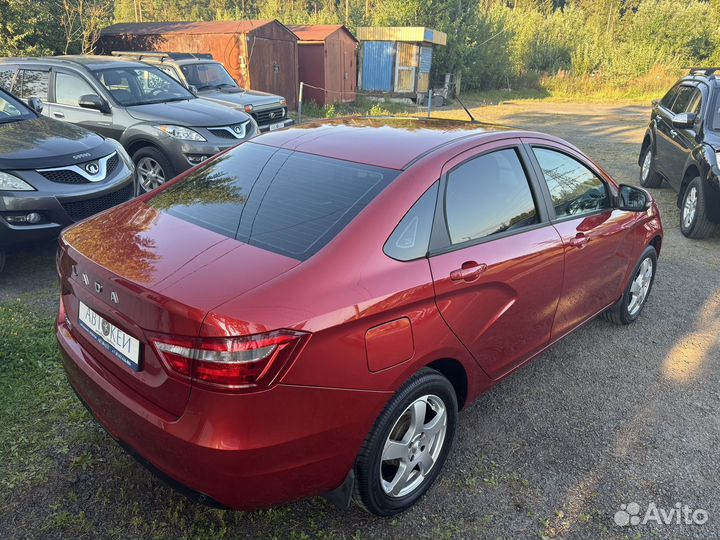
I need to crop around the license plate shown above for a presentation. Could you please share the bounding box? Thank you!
[268,121,285,131]
[78,301,141,371]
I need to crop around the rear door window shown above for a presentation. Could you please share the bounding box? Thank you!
[150,143,397,260]
[444,148,539,245]
[18,70,49,100]
[0,67,17,92]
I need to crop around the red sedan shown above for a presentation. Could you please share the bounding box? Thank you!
[56,117,663,516]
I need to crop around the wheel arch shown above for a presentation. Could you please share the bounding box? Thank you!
[426,358,468,410]
[126,138,162,157]
[649,235,662,256]
[678,164,701,207]
[639,132,653,166]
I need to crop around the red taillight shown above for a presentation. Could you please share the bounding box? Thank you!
[151,330,308,391]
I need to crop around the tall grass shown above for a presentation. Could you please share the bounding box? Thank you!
[446,0,719,97]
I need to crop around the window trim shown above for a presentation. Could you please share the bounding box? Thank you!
[525,143,613,225]
[428,141,550,258]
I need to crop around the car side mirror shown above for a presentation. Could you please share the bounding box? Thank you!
[27,97,43,113]
[188,84,198,95]
[618,184,651,212]
[672,112,696,129]
[79,94,111,114]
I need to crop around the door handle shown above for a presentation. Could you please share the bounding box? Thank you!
[450,261,488,282]
[568,233,590,248]
[53,112,65,118]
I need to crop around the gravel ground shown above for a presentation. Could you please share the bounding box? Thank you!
[2,101,720,540]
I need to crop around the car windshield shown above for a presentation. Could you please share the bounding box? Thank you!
[148,142,398,261]
[91,66,195,106]
[0,88,34,124]
[180,63,238,90]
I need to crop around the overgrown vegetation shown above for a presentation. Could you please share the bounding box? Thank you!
[1,0,718,98]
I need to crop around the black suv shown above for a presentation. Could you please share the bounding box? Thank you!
[639,68,720,238]
[0,86,135,272]
[0,56,257,192]
[112,52,293,132]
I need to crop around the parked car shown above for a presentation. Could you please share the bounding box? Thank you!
[639,67,720,238]
[56,117,662,515]
[0,87,135,273]
[0,56,258,193]
[111,52,294,133]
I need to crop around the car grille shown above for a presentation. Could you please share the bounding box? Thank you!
[252,107,287,126]
[208,122,249,140]
[61,183,133,221]
[39,154,120,184]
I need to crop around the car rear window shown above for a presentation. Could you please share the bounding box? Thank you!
[149,142,398,261]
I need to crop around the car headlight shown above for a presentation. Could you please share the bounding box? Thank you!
[279,98,287,107]
[0,171,34,191]
[156,125,206,142]
[107,138,134,171]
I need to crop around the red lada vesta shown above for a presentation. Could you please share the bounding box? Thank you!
[56,117,663,516]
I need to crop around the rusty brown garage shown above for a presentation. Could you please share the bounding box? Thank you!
[290,25,357,106]
[98,20,299,109]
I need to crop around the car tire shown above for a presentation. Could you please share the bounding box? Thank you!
[602,245,657,325]
[639,145,663,188]
[354,368,457,516]
[133,146,175,193]
[680,177,718,239]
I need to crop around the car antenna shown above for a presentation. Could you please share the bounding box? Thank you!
[453,93,478,123]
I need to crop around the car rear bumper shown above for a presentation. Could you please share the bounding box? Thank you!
[56,314,390,509]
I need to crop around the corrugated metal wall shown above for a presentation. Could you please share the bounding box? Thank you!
[360,41,394,92]
[394,43,418,93]
[417,46,433,92]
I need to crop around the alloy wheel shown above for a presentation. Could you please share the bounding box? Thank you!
[137,157,167,192]
[627,257,654,316]
[683,186,698,229]
[380,394,448,498]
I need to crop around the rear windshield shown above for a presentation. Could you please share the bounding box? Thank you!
[149,142,398,260]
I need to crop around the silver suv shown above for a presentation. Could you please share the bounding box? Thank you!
[112,52,294,133]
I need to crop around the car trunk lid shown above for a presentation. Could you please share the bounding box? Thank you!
[58,200,300,416]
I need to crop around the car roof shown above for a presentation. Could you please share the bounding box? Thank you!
[0,55,151,71]
[252,116,532,170]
